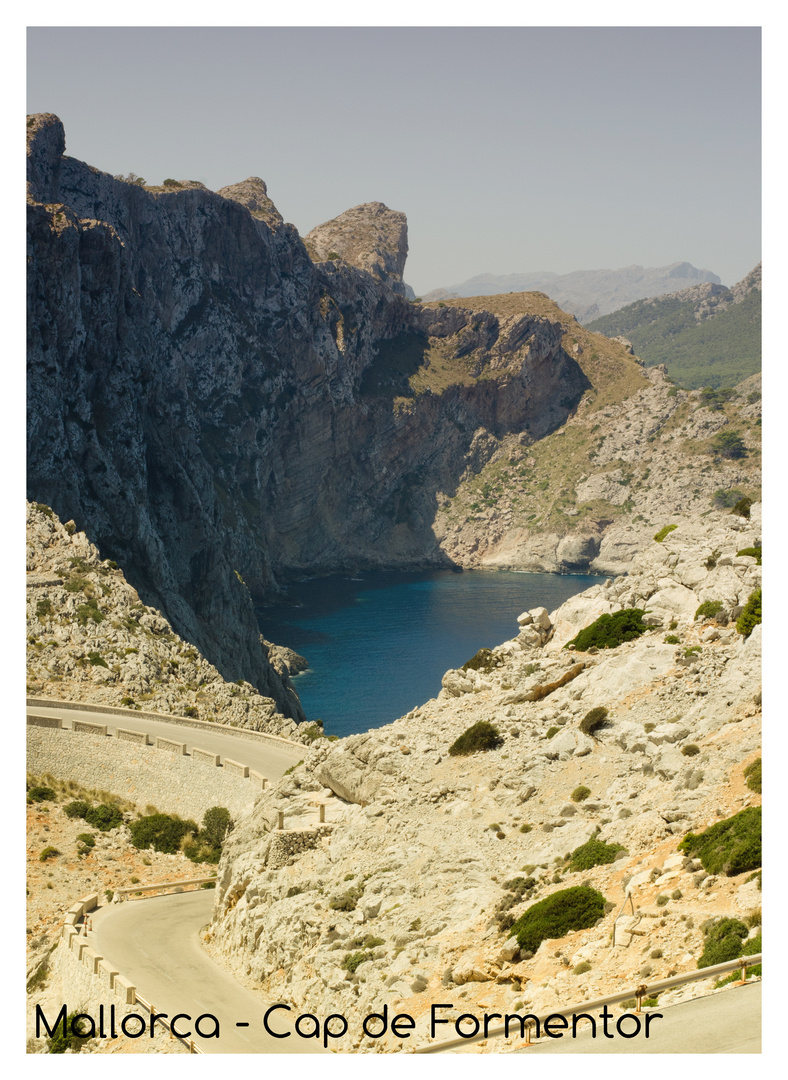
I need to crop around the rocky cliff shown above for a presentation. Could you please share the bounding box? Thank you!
[208,505,761,1052]
[27,114,594,706]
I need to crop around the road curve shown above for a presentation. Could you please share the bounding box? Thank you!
[90,891,327,1054]
[516,980,761,1054]
[27,705,303,785]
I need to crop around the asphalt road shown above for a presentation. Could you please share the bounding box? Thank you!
[28,705,303,784]
[90,891,327,1054]
[516,980,761,1054]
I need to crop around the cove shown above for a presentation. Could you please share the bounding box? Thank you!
[259,569,599,738]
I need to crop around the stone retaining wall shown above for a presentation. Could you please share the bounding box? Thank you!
[27,727,257,820]
[267,825,335,870]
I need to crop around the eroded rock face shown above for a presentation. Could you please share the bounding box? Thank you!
[27,114,586,702]
[305,201,409,294]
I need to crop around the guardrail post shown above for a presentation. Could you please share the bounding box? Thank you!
[319,804,325,823]
[525,1020,533,1046]
[740,957,748,984]
[635,984,647,1013]
[278,811,284,830]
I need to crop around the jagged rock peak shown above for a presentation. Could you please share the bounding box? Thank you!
[26,113,66,203]
[217,176,284,229]
[732,262,761,303]
[304,201,409,294]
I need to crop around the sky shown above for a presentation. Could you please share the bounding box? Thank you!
[26,24,761,293]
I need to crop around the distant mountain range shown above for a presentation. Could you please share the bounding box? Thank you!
[587,264,761,390]
[422,262,721,323]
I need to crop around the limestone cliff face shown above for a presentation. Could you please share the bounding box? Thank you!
[27,114,586,705]
[304,201,408,294]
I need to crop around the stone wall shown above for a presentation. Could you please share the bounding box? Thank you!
[267,825,335,869]
[27,727,258,820]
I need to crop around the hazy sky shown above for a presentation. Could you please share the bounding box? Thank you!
[27,25,761,293]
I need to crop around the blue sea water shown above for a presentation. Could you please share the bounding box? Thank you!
[259,569,599,738]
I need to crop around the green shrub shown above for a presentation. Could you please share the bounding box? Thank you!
[664,635,680,644]
[654,524,678,543]
[566,610,647,651]
[39,846,59,862]
[737,546,761,565]
[511,885,607,954]
[579,707,609,736]
[503,876,535,895]
[546,726,559,739]
[342,951,371,974]
[448,720,503,756]
[87,651,108,667]
[84,804,123,831]
[697,917,749,968]
[183,706,199,718]
[519,823,532,833]
[129,813,197,854]
[678,806,761,877]
[329,885,363,911]
[568,838,625,872]
[736,590,761,638]
[711,432,747,460]
[695,600,723,621]
[76,833,95,848]
[571,786,591,802]
[712,488,747,509]
[183,807,234,864]
[64,800,90,819]
[27,785,56,802]
[36,598,53,618]
[75,599,104,625]
[731,496,752,517]
[462,647,502,674]
[743,759,761,794]
[681,744,700,757]
[573,961,592,975]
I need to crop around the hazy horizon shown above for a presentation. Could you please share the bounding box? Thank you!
[27,26,761,293]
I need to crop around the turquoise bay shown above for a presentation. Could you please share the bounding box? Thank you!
[259,569,599,738]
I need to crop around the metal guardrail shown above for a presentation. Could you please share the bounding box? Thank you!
[113,876,217,902]
[414,953,762,1053]
[133,992,205,1055]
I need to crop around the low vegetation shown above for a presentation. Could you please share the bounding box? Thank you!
[736,589,761,638]
[695,600,723,621]
[567,838,625,872]
[579,707,609,736]
[697,917,761,969]
[462,647,502,675]
[510,885,607,955]
[448,720,503,756]
[653,524,678,543]
[743,758,761,794]
[566,609,647,651]
[678,806,761,877]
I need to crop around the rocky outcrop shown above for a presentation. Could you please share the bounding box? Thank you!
[208,506,761,1052]
[27,114,591,703]
[304,202,409,294]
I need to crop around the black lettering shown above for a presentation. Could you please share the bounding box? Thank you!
[72,1013,96,1039]
[121,1014,146,1038]
[363,1004,388,1038]
[263,1004,290,1039]
[644,1013,663,1037]
[170,1014,192,1038]
[504,1013,541,1039]
[430,1004,452,1038]
[600,1005,615,1038]
[616,1013,641,1039]
[323,1014,348,1048]
[195,1014,220,1039]
[36,1004,67,1038]
[455,1013,480,1039]
[483,1012,502,1038]
[392,1013,415,1038]
[295,1014,320,1039]
[571,1012,596,1038]
[150,1013,169,1036]
[544,1013,568,1038]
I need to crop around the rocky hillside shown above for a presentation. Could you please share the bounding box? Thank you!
[26,501,308,739]
[423,262,721,322]
[426,292,761,574]
[208,505,761,1052]
[587,264,761,388]
[27,113,599,703]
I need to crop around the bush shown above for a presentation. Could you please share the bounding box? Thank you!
[87,651,108,668]
[46,1010,92,1053]
[183,807,234,864]
[697,917,749,968]
[566,610,647,651]
[712,488,747,509]
[64,800,90,819]
[76,833,95,848]
[84,804,123,831]
[654,524,678,543]
[568,838,625,872]
[571,786,591,802]
[462,647,502,674]
[744,759,761,794]
[681,744,700,756]
[695,600,723,621]
[342,951,371,974]
[736,590,761,638]
[664,634,680,644]
[329,885,363,911]
[503,877,535,895]
[39,846,59,861]
[129,813,198,854]
[579,707,609,736]
[731,496,752,518]
[678,806,761,877]
[27,785,56,802]
[183,706,199,718]
[573,961,592,975]
[711,431,747,459]
[511,885,607,954]
[448,720,503,756]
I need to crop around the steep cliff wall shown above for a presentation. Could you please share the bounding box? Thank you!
[27,114,588,703]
